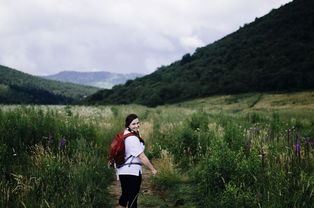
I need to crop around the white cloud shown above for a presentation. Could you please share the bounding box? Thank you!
[180,36,204,50]
[0,0,293,75]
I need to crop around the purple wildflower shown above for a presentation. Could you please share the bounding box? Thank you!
[49,134,53,144]
[295,143,301,153]
[305,136,309,144]
[297,136,301,145]
[295,136,301,152]
[60,138,66,148]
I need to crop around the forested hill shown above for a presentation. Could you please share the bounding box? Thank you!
[85,0,314,107]
[0,65,99,104]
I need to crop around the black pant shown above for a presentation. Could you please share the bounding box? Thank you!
[119,174,142,208]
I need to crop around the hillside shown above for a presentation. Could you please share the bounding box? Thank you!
[41,71,143,89]
[0,65,99,104]
[85,0,314,107]
[175,91,314,115]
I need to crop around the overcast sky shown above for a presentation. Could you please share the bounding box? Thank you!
[0,0,292,76]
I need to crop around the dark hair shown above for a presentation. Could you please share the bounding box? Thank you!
[124,113,144,144]
[125,114,138,128]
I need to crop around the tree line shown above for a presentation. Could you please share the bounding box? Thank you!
[85,0,314,107]
[0,65,99,104]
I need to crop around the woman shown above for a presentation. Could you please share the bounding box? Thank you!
[117,114,157,208]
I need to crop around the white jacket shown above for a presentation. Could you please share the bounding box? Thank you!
[117,129,145,176]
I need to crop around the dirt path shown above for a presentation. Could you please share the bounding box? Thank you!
[108,168,161,207]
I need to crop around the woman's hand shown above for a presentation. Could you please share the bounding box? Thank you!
[151,168,157,176]
[139,152,157,176]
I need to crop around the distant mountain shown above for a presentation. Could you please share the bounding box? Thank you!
[0,65,99,104]
[85,0,314,107]
[41,71,143,89]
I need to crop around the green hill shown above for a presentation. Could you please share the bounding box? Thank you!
[0,65,99,104]
[85,0,314,107]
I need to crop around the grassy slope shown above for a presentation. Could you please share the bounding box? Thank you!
[176,91,314,114]
[2,91,313,114]
[0,65,100,104]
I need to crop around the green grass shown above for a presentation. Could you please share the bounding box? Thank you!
[1,91,314,207]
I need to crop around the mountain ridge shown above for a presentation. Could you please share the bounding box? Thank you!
[85,0,314,107]
[0,65,99,104]
[41,71,143,89]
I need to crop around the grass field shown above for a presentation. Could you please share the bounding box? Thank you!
[1,91,313,207]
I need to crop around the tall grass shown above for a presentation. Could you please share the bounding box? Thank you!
[0,106,116,207]
[0,104,156,207]
[151,111,314,208]
[1,91,314,207]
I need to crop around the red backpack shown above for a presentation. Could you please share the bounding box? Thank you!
[108,130,135,168]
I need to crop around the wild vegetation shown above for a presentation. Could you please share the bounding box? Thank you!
[85,0,314,107]
[1,91,313,207]
[0,65,99,104]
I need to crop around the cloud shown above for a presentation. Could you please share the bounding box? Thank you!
[180,36,205,50]
[0,0,292,75]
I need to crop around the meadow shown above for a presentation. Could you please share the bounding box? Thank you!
[0,91,313,208]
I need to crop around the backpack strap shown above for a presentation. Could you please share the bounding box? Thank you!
[116,162,142,168]
[124,155,133,162]
[122,132,135,139]
[116,132,142,168]
[116,155,143,168]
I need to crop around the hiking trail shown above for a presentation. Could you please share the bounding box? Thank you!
[108,168,161,207]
